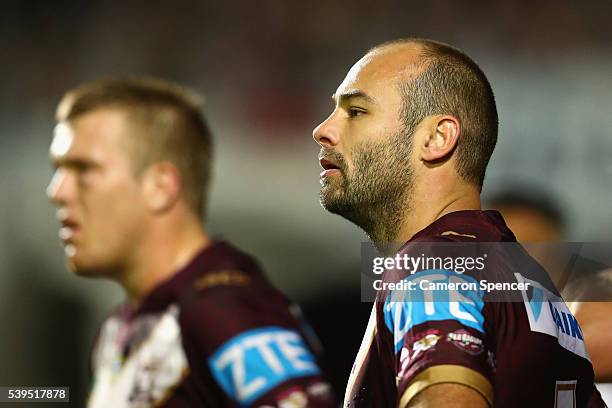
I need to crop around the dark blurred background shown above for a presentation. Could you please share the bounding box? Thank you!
[1,0,611,405]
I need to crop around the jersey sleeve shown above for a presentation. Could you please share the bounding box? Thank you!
[178,267,336,407]
[381,266,494,407]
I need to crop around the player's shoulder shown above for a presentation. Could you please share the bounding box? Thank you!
[411,210,517,243]
[177,241,297,341]
[184,240,273,293]
[198,240,263,275]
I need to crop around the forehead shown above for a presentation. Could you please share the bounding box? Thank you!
[335,44,424,103]
[50,109,132,162]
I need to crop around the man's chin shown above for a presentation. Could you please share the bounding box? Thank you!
[319,186,342,211]
[319,190,353,219]
[65,256,109,278]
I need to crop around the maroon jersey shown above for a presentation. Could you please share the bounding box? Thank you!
[88,241,336,408]
[345,210,605,407]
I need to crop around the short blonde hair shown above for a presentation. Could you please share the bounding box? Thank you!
[57,77,213,219]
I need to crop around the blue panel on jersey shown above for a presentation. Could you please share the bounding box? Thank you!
[383,270,485,353]
[208,326,320,407]
[528,286,544,321]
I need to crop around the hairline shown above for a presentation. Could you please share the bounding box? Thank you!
[62,104,169,175]
[56,80,211,219]
[369,38,498,189]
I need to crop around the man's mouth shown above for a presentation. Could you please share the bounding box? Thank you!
[58,218,79,244]
[319,158,342,177]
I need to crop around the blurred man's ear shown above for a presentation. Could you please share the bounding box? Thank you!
[142,161,181,213]
[420,115,460,163]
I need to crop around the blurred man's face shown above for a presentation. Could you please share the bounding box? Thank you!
[496,206,562,242]
[47,109,149,278]
[495,204,565,286]
[312,46,421,238]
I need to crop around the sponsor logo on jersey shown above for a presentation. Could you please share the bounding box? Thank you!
[208,326,320,406]
[515,273,590,361]
[446,330,484,355]
[383,270,485,353]
[193,269,251,290]
[398,329,441,381]
[548,302,583,340]
[413,331,442,353]
[278,389,308,408]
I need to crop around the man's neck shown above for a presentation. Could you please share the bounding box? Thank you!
[121,217,211,305]
[392,184,481,248]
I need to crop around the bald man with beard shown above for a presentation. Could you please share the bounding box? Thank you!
[313,39,605,407]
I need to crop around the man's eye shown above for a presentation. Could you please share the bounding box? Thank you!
[348,107,366,118]
[73,161,93,173]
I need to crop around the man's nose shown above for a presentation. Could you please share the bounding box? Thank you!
[313,113,340,148]
[46,169,71,205]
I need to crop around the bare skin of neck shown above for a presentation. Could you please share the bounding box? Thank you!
[120,211,211,305]
[385,176,481,255]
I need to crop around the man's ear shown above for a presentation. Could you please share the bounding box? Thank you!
[420,115,460,163]
[142,161,181,213]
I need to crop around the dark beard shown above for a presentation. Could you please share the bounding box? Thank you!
[319,130,414,245]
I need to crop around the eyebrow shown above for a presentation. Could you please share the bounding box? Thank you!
[332,89,377,106]
[50,156,96,170]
